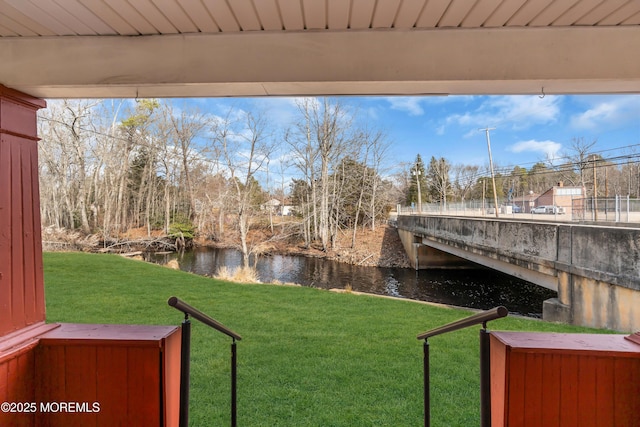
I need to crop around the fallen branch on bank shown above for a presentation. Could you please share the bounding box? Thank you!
[358,253,374,265]
[98,237,178,253]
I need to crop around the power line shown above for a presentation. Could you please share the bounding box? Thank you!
[446,153,640,190]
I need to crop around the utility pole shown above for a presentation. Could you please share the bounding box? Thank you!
[593,155,598,221]
[480,127,499,218]
[413,164,422,213]
[628,159,631,196]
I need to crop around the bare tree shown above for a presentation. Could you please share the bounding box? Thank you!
[214,109,275,268]
[348,126,389,247]
[561,137,597,187]
[288,98,353,251]
[115,100,158,233]
[452,164,480,205]
[367,131,391,231]
[38,99,101,233]
[427,156,451,211]
[165,104,209,220]
[286,98,320,247]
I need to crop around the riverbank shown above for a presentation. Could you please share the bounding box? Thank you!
[43,224,411,269]
[202,224,411,268]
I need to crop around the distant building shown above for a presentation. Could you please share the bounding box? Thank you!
[280,204,295,216]
[261,199,296,216]
[511,193,539,213]
[262,199,281,213]
[535,182,585,214]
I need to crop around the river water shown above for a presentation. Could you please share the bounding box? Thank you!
[147,247,556,318]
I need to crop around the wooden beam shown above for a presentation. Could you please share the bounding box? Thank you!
[0,26,639,98]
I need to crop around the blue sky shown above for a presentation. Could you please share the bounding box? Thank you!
[184,94,640,177]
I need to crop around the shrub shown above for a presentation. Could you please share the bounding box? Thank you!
[168,221,196,249]
[214,265,260,283]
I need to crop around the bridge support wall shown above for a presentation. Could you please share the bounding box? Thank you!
[397,228,473,269]
[397,215,640,332]
[545,268,640,332]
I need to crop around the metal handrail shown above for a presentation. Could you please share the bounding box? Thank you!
[417,306,508,427]
[417,306,508,340]
[168,296,242,340]
[168,296,241,427]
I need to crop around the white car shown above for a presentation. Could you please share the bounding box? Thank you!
[531,205,565,214]
[548,205,565,214]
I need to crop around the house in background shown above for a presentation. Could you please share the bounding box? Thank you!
[262,199,281,213]
[261,199,296,216]
[510,183,585,214]
[536,182,585,215]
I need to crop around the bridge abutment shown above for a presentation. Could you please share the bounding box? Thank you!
[542,271,572,325]
[397,215,640,332]
[545,273,640,332]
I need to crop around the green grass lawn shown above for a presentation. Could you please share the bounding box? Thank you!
[44,252,603,426]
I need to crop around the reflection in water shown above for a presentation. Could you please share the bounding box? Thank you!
[147,247,556,318]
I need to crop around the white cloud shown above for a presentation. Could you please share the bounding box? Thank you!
[444,95,561,134]
[508,139,562,160]
[373,95,474,119]
[488,96,560,127]
[366,106,379,121]
[385,97,425,116]
[570,96,640,130]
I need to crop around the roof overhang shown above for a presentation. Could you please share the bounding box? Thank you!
[0,0,639,98]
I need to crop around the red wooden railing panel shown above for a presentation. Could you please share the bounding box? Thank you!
[34,342,65,403]
[576,356,599,426]
[35,323,180,427]
[163,329,182,427]
[0,135,13,333]
[491,332,640,427]
[10,137,26,331]
[0,345,38,427]
[558,354,579,427]
[539,353,561,426]
[613,357,640,426]
[129,346,163,425]
[595,356,615,424]
[95,346,129,427]
[507,350,526,426]
[21,138,41,326]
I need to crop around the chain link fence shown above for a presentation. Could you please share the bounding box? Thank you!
[571,196,640,223]
[395,196,640,224]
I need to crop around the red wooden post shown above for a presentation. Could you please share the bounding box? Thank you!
[0,85,47,427]
[0,85,47,337]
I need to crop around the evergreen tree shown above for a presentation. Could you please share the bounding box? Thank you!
[528,162,551,193]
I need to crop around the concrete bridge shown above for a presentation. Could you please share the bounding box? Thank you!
[396,215,640,332]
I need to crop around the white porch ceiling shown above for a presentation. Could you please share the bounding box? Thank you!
[0,0,639,98]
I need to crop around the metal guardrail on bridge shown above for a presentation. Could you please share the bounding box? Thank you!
[396,196,640,224]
